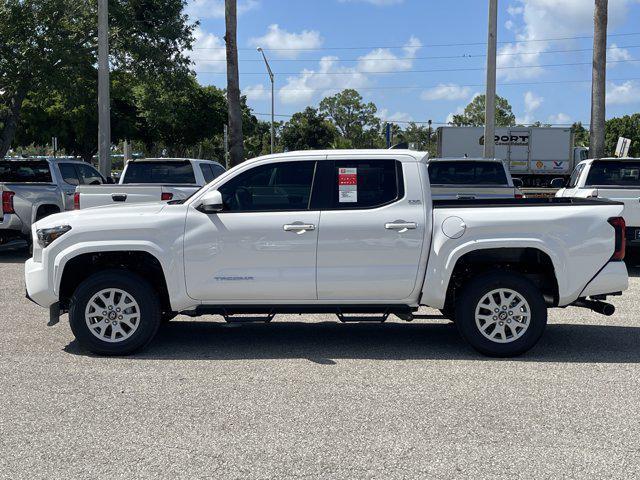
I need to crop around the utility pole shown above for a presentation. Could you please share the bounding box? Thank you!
[257,47,275,154]
[98,0,111,175]
[225,0,244,167]
[590,0,608,159]
[483,0,498,159]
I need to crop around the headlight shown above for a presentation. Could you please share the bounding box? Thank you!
[36,225,72,248]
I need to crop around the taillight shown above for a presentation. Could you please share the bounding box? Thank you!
[161,192,173,201]
[2,191,15,214]
[608,217,626,261]
[73,192,80,210]
[515,192,524,199]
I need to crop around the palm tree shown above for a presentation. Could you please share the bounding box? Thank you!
[225,0,244,166]
[590,0,607,159]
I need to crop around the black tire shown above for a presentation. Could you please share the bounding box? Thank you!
[161,312,177,324]
[455,271,547,357]
[69,270,161,355]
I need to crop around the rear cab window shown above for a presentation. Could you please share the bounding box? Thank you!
[122,161,196,184]
[0,161,53,183]
[428,161,508,185]
[585,161,640,186]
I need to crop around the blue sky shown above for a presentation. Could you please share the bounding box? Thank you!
[186,0,640,128]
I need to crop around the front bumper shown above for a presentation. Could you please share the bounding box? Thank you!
[580,261,629,298]
[25,257,57,309]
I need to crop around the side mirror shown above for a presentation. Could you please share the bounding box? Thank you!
[512,178,523,189]
[197,190,224,213]
[550,178,566,189]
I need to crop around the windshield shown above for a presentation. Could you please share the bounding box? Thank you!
[585,161,640,186]
[122,161,196,184]
[0,161,53,183]
[428,161,508,185]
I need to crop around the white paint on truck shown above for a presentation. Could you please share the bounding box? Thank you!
[25,150,628,357]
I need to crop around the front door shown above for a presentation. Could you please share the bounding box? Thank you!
[184,159,320,302]
[316,158,425,301]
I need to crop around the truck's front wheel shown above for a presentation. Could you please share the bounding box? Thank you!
[455,271,547,357]
[69,270,161,355]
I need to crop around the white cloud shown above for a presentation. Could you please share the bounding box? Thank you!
[498,0,635,80]
[189,27,226,73]
[278,56,369,105]
[186,0,259,20]
[607,81,640,105]
[548,112,571,124]
[243,84,270,101]
[421,83,471,101]
[517,91,544,124]
[446,105,466,125]
[357,36,421,73]
[378,109,413,123]
[250,24,323,59]
[339,0,404,5]
[609,43,632,64]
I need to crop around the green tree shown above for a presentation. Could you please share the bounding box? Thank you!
[451,94,516,127]
[135,75,227,157]
[604,114,640,157]
[281,107,338,151]
[572,122,590,147]
[0,0,194,157]
[319,89,381,148]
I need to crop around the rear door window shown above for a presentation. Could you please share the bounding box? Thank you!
[329,159,403,209]
[122,161,196,184]
[428,161,508,185]
[0,161,52,183]
[200,164,215,183]
[59,163,81,186]
[585,161,640,186]
[75,164,104,185]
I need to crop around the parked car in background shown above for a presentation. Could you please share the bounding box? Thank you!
[427,158,523,200]
[1,158,106,248]
[555,157,640,255]
[26,150,627,358]
[75,158,225,209]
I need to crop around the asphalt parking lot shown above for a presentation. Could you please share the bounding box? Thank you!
[1,248,640,479]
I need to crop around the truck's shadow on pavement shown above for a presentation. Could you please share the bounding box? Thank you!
[65,320,640,363]
[0,249,29,264]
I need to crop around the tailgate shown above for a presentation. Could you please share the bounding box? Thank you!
[430,185,516,200]
[77,185,164,209]
[596,188,640,226]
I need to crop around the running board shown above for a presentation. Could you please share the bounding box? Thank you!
[336,311,390,323]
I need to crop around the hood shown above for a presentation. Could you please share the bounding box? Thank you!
[34,203,167,230]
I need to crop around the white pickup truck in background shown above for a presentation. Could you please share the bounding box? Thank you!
[427,158,523,200]
[26,150,628,358]
[75,158,225,209]
[555,158,640,255]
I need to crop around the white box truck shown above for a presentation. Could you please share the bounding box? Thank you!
[436,127,588,187]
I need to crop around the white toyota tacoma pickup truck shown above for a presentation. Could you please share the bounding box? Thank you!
[555,157,640,255]
[25,150,629,357]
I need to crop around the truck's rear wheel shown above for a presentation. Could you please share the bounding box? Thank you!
[69,270,161,355]
[455,271,547,357]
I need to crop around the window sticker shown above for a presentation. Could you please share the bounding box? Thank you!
[338,167,358,202]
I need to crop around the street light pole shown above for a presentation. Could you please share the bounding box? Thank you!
[484,0,498,159]
[98,0,111,175]
[257,47,275,154]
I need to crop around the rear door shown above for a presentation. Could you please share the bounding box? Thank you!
[315,157,425,301]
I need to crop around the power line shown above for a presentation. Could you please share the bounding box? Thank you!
[194,44,640,62]
[199,58,640,74]
[251,112,580,127]
[193,31,640,51]
[248,77,640,93]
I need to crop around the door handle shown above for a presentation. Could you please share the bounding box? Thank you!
[385,222,417,233]
[111,193,127,202]
[283,224,315,234]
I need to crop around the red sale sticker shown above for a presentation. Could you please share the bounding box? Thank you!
[338,168,357,202]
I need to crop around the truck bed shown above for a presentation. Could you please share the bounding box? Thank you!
[433,197,623,208]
